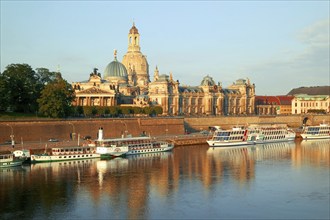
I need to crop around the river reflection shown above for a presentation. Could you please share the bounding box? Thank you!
[1,141,329,219]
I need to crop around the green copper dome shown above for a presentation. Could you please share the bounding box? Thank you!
[104,55,128,81]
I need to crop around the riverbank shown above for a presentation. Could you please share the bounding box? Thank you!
[0,133,210,154]
[1,114,327,150]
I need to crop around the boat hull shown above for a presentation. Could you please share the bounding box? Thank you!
[126,144,174,155]
[253,137,296,144]
[31,153,100,163]
[0,160,23,168]
[96,146,129,157]
[207,140,254,147]
[300,134,330,140]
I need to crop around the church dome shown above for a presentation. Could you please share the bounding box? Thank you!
[200,75,216,86]
[104,53,128,81]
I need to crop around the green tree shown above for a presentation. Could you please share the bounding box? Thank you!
[72,106,84,117]
[153,106,163,115]
[132,106,142,116]
[35,68,59,85]
[37,75,75,118]
[109,106,118,116]
[121,106,133,116]
[1,63,41,113]
[143,106,152,116]
[0,74,8,111]
[104,107,110,116]
[91,106,98,116]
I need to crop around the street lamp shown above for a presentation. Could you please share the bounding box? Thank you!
[6,124,14,147]
[120,121,128,138]
[69,122,76,141]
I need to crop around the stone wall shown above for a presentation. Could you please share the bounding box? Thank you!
[1,114,329,143]
[0,118,184,143]
[183,114,330,131]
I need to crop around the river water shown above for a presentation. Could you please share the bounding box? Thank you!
[1,140,329,219]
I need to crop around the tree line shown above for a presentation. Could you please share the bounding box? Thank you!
[0,63,163,118]
[76,106,163,117]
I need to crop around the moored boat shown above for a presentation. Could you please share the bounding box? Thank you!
[248,124,296,144]
[125,138,174,155]
[0,153,24,168]
[94,128,129,158]
[207,126,255,147]
[94,128,174,157]
[30,146,100,163]
[300,123,330,140]
[13,149,31,163]
[207,124,296,147]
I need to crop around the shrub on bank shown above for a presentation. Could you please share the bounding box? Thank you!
[76,106,163,118]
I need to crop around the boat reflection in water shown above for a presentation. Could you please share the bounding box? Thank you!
[30,158,101,184]
[96,158,129,188]
[1,142,329,219]
[96,152,173,188]
[207,141,295,161]
[249,142,295,161]
[300,139,330,148]
[206,142,296,185]
[0,165,29,180]
[298,139,330,167]
[30,158,100,170]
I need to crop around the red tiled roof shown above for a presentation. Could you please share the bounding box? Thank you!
[255,96,294,105]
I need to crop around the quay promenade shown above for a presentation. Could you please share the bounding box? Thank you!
[0,133,209,154]
[1,114,328,153]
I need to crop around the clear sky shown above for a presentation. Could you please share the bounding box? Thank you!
[1,1,329,95]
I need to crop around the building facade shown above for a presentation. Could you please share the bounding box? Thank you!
[255,96,293,115]
[72,24,255,116]
[291,94,330,114]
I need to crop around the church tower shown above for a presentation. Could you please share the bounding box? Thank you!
[122,23,150,92]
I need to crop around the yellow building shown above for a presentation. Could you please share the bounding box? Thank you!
[72,24,255,116]
[291,94,330,114]
[255,96,293,115]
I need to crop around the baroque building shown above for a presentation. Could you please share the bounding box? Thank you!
[255,96,294,115]
[291,94,330,114]
[72,24,255,116]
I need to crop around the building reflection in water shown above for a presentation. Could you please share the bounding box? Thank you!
[1,141,329,219]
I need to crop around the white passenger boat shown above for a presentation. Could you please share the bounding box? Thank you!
[30,146,100,163]
[207,124,296,147]
[207,126,255,147]
[0,154,24,168]
[94,128,174,157]
[125,138,174,155]
[94,128,129,157]
[300,123,330,140]
[248,125,296,144]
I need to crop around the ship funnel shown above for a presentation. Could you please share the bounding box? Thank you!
[98,127,104,141]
